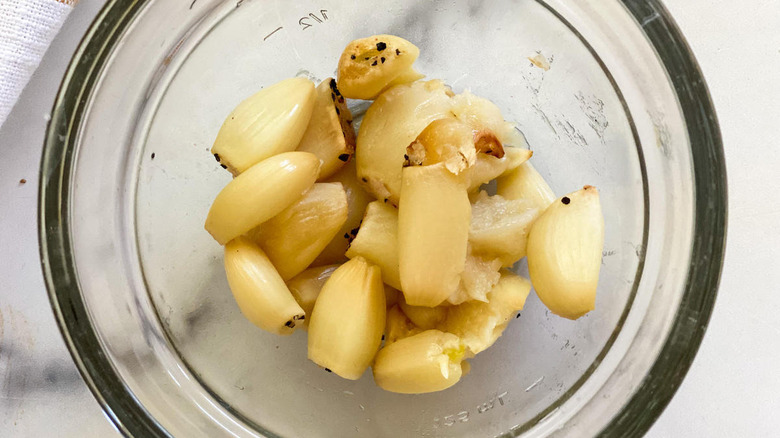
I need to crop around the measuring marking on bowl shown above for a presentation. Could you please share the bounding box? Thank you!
[299,9,329,30]
[261,8,331,40]
[432,391,509,428]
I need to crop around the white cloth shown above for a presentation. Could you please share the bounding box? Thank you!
[0,0,75,127]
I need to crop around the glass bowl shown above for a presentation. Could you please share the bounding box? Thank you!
[39,0,726,436]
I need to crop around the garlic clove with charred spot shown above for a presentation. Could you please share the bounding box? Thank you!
[296,78,356,180]
[211,77,316,175]
[337,35,421,100]
[223,237,305,335]
[345,200,402,290]
[526,186,604,320]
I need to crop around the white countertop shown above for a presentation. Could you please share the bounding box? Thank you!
[1,0,778,436]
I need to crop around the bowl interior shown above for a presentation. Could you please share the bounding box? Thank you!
[42,0,718,436]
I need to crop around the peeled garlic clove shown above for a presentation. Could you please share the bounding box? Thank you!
[444,270,531,354]
[399,164,471,307]
[345,200,402,290]
[224,237,305,335]
[465,147,533,192]
[373,330,468,394]
[398,300,448,331]
[286,264,340,326]
[496,161,557,212]
[250,182,348,280]
[212,77,316,175]
[526,186,604,320]
[312,161,374,266]
[469,191,539,267]
[356,80,455,204]
[337,35,420,100]
[296,79,356,180]
[308,257,386,379]
[384,305,422,346]
[205,152,320,245]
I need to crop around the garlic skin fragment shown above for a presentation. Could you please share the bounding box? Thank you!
[224,237,305,335]
[205,152,320,245]
[308,257,386,380]
[212,77,316,175]
[373,330,468,394]
[526,186,604,320]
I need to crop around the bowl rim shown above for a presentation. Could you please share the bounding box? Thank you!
[38,0,727,437]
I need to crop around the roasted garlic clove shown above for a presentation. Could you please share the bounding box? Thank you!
[296,78,356,180]
[345,200,402,290]
[469,191,540,267]
[212,77,315,175]
[356,80,455,204]
[249,182,348,280]
[337,35,421,100]
[312,161,374,266]
[404,117,480,174]
[205,152,320,245]
[496,161,557,212]
[308,257,386,379]
[526,186,604,320]
[398,164,471,307]
[373,330,469,394]
[224,237,305,335]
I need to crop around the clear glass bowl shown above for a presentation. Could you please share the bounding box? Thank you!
[39,0,726,436]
